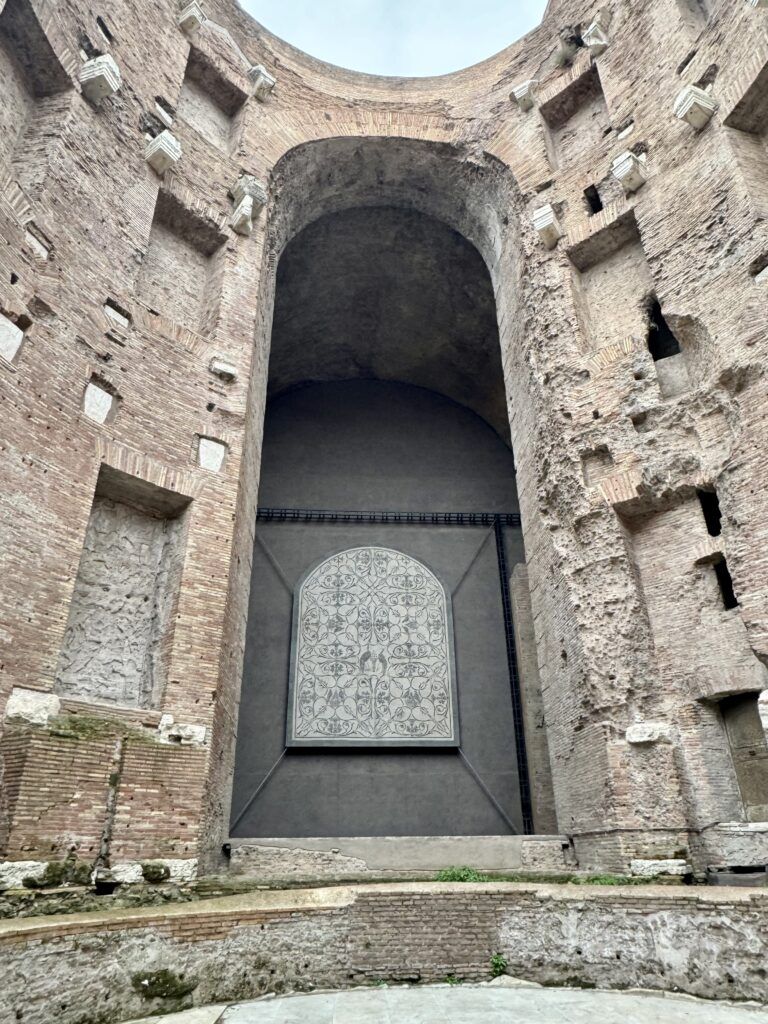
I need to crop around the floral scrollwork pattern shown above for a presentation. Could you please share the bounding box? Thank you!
[288,546,458,746]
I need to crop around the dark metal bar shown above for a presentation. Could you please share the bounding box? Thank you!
[257,507,522,527]
[458,749,520,836]
[494,516,534,835]
[230,749,287,832]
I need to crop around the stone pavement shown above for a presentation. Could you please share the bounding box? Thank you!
[126,983,768,1024]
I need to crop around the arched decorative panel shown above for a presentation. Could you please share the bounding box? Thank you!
[288,546,459,747]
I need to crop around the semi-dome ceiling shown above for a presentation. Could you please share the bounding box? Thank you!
[267,205,510,442]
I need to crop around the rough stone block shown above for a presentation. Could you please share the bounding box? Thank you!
[197,437,227,472]
[110,862,144,884]
[178,1,206,32]
[626,722,673,745]
[532,204,564,249]
[250,64,276,101]
[631,858,690,877]
[158,713,207,745]
[83,382,115,424]
[747,0,768,8]
[0,861,46,890]
[79,55,122,104]
[674,85,718,129]
[145,130,182,175]
[230,196,253,236]
[0,313,24,363]
[209,356,238,381]
[611,151,647,194]
[230,175,268,208]
[510,80,539,112]
[4,688,61,726]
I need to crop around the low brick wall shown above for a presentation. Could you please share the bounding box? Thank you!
[0,883,766,1024]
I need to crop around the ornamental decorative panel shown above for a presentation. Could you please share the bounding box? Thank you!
[287,546,459,747]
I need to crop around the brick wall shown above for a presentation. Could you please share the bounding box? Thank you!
[0,883,766,1024]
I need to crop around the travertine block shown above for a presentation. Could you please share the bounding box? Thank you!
[79,55,122,104]
[231,196,254,236]
[631,858,690,877]
[83,382,115,424]
[510,80,539,112]
[532,204,564,249]
[583,20,609,57]
[0,861,46,889]
[198,437,227,472]
[611,151,647,194]
[178,1,206,32]
[0,313,24,363]
[231,175,268,208]
[5,688,61,726]
[145,130,182,175]
[209,356,238,381]
[158,713,207,745]
[250,64,276,101]
[674,85,718,129]
[626,722,673,744]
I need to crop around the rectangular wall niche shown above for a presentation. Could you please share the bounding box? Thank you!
[137,190,225,334]
[176,48,246,154]
[570,215,653,351]
[540,64,611,169]
[0,0,72,186]
[54,465,190,709]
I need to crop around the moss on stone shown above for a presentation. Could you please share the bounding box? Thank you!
[130,968,198,1000]
[22,856,93,890]
[141,861,171,884]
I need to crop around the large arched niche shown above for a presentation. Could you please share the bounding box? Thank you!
[205,136,546,864]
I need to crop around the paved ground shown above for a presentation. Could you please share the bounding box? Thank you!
[127,983,768,1024]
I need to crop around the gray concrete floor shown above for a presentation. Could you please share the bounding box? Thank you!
[128,984,768,1024]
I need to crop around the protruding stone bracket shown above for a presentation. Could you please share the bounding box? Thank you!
[532,204,564,249]
[249,64,276,101]
[611,151,647,194]
[674,84,718,129]
[178,1,206,33]
[145,130,182,175]
[510,79,539,112]
[4,688,61,726]
[209,356,238,381]
[231,196,253,235]
[79,54,122,105]
[583,9,612,57]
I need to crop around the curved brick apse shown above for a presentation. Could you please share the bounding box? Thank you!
[1,0,768,898]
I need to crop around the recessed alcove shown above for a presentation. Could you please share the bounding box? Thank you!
[570,218,653,352]
[0,0,72,184]
[137,190,226,334]
[55,465,191,709]
[540,64,611,168]
[719,692,768,822]
[176,47,246,153]
[232,202,556,841]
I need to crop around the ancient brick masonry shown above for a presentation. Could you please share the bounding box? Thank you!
[1,0,768,879]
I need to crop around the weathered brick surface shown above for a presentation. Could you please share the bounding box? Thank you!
[0,883,767,1023]
[0,0,767,875]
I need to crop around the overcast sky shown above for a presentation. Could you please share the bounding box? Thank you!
[241,0,549,77]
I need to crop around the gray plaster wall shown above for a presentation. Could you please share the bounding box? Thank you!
[233,381,527,838]
[55,492,185,708]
